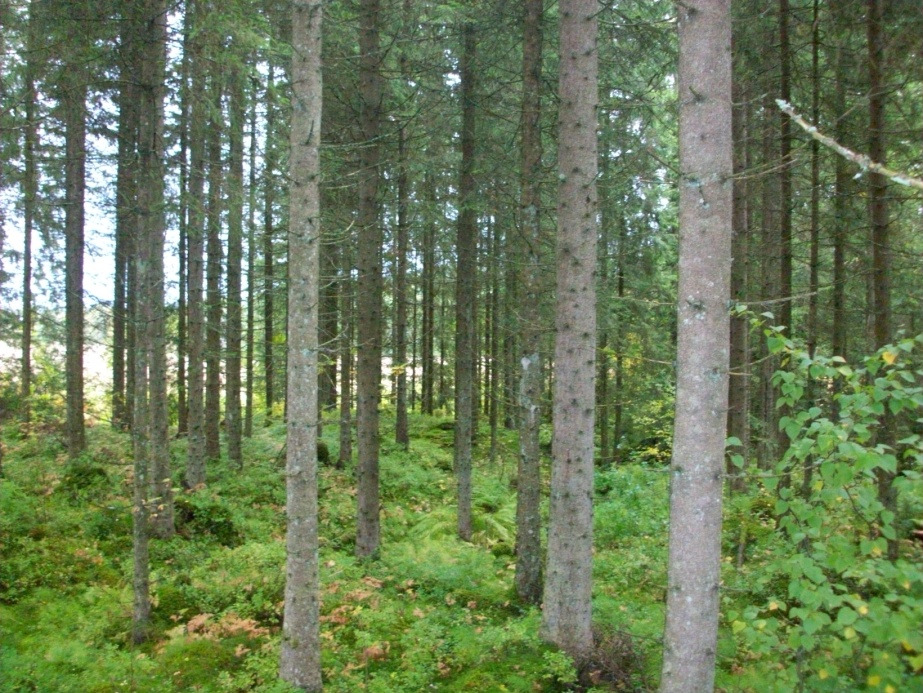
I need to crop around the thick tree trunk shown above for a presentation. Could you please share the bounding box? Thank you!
[64,77,87,460]
[226,58,245,469]
[355,0,384,558]
[454,23,477,542]
[205,72,224,464]
[176,25,190,438]
[514,0,543,606]
[185,0,207,488]
[660,2,733,690]
[278,3,323,688]
[542,0,598,660]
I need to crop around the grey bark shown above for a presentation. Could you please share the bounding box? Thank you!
[279,2,323,688]
[454,23,477,542]
[541,0,598,660]
[660,1,733,690]
[227,56,245,469]
[355,0,384,558]
[205,71,223,464]
[515,0,544,606]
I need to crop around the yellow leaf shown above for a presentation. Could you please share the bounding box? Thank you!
[818,669,829,680]
[844,627,856,639]
[858,604,869,615]
[867,675,881,687]
[768,601,779,611]
[882,350,897,365]
[885,686,896,693]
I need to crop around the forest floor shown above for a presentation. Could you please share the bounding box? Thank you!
[0,411,870,691]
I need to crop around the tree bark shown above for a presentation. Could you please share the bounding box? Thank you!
[264,64,277,422]
[542,0,598,660]
[226,55,245,469]
[21,20,38,429]
[185,0,207,488]
[339,244,354,467]
[64,67,87,460]
[660,2,733,690]
[355,0,384,558]
[205,70,224,464]
[778,0,792,334]
[245,85,258,438]
[394,121,410,449]
[421,173,437,415]
[454,23,477,542]
[279,3,323,688]
[514,0,544,606]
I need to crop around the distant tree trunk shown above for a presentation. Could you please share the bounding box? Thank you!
[514,0,543,606]
[355,0,384,558]
[226,56,245,469]
[205,71,224,464]
[339,245,354,467]
[64,73,87,460]
[660,1,733,690]
[728,67,750,493]
[488,220,501,464]
[184,0,207,488]
[778,0,793,334]
[612,230,625,456]
[421,173,437,415]
[245,89,257,438]
[597,155,611,464]
[866,0,896,560]
[319,220,339,429]
[454,23,477,543]
[137,0,173,539]
[394,123,410,449]
[278,3,323,688]
[176,23,191,438]
[542,0,597,659]
[831,21,849,359]
[21,33,38,429]
[264,64,277,422]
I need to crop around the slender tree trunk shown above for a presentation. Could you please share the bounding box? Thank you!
[245,87,257,438]
[21,33,37,429]
[542,0,598,659]
[421,173,437,415]
[226,57,245,469]
[185,0,207,488]
[64,75,87,460]
[136,0,173,539]
[778,0,793,334]
[356,0,384,558]
[728,66,750,493]
[205,72,224,464]
[339,245,354,467]
[514,0,543,606]
[264,64,277,422]
[394,122,410,449]
[661,2,733,689]
[831,33,849,359]
[278,3,323,688]
[488,220,500,464]
[454,23,477,542]
[176,24,190,438]
[866,0,896,560]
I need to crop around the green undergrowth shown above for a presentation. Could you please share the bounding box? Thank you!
[0,416,669,691]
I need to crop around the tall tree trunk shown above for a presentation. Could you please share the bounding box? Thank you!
[205,72,224,464]
[176,22,190,438]
[339,244,354,467]
[727,62,750,493]
[356,0,384,558]
[454,23,477,542]
[264,64,277,422]
[514,0,543,605]
[488,220,501,464]
[421,173,437,415]
[279,3,323,688]
[21,25,38,429]
[542,0,597,659]
[866,0,896,560]
[778,0,793,334]
[185,0,207,488]
[831,24,849,359]
[394,122,410,449]
[137,0,173,540]
[245,86,257,438]
[64,74,87,460]
[661,1,733,689]
[226,57,245,469]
